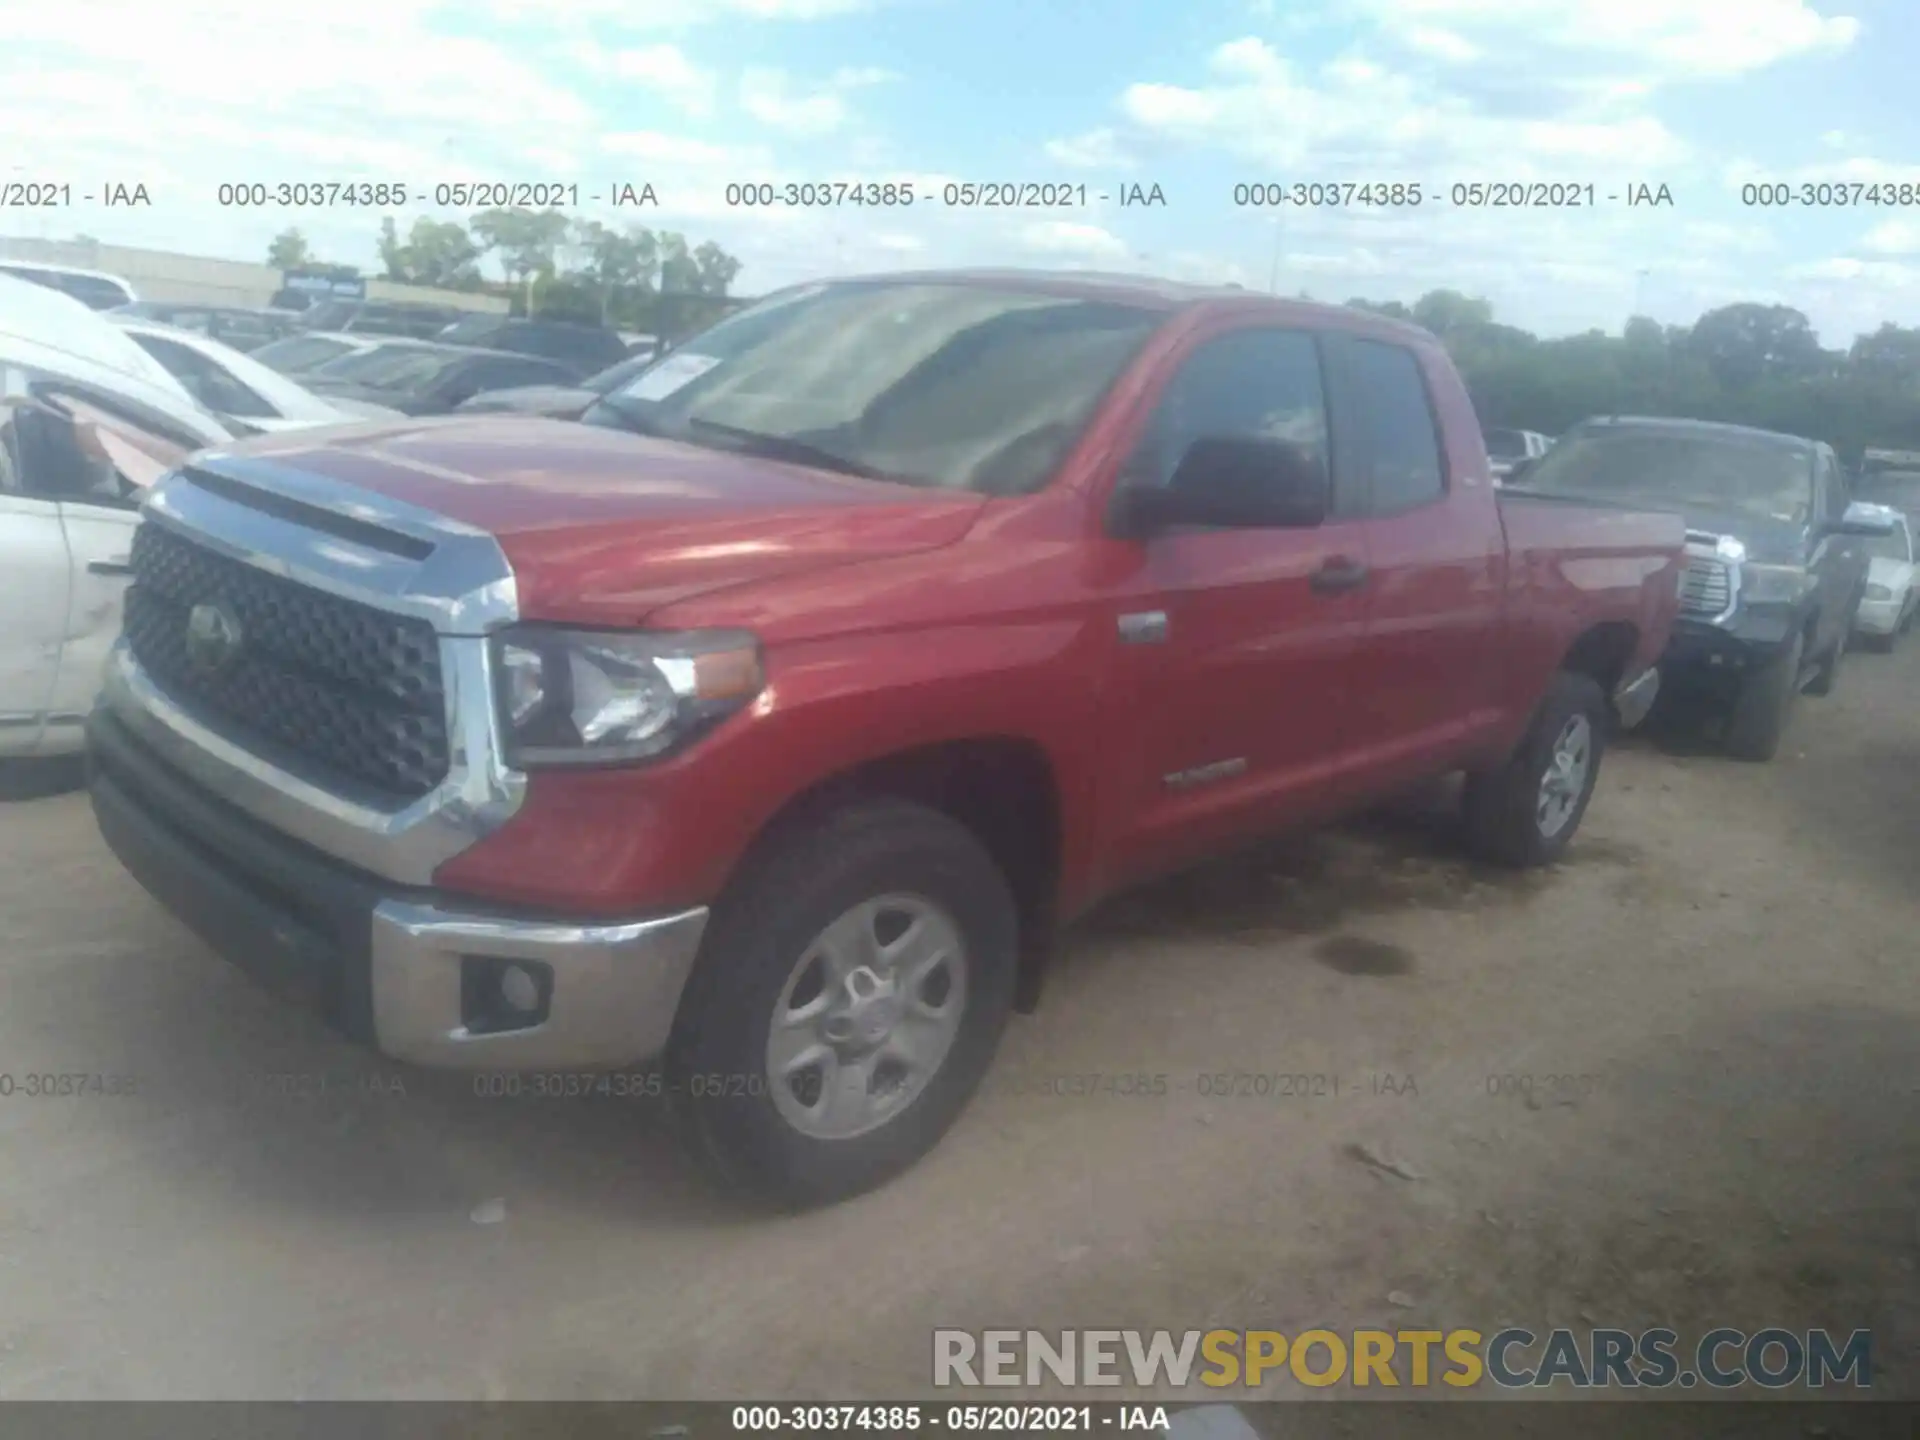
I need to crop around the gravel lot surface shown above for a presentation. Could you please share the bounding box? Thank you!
[0,644,1914,1404]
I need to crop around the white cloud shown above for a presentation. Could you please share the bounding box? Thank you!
[738,66,892,136]
[1863,220,1920,256]
[1118,36,1688,172]
[1043,129,1137,170]
[1356,0,1859,77]
[1017,222,1129,260]
[574,43,717,116]
[487,0,879,26]
[1400,25,1481,62]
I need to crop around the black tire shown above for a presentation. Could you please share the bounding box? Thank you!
[1803,623,1845,695]
[1900,602,1915,636]
[1724,629,1803,762]
[664,798,1018,1209]
[1860,628,1896,654]
[1462,671,1608,869]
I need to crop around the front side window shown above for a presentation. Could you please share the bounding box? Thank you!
[590,281,1165,495]
[1349,340,1446,514]
[0,382,196,505]
[1122,327,1330,496]
[1863,516,1913,564]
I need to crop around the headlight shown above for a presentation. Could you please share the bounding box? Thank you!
[1738,563,1814,606]
[1865,582,1894,601]
[492,626,763,766]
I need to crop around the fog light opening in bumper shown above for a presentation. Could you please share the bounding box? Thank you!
[460,956,555,1036]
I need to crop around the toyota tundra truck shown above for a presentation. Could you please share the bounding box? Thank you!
[85,272,1685,1206]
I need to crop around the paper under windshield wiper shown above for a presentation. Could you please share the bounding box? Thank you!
[684,418,887,480]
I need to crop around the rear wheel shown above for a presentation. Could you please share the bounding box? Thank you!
[1462,671,1607,868]
[665,798,1018,1209]
[1724,629,1803,762]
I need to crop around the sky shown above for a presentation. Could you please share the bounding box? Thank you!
[3,0,1916,346]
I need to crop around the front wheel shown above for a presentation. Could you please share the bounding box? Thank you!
[1724,629,1803,762]
[1462,671,1607,868]
[665,798,1018,1209]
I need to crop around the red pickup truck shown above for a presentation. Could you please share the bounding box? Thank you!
[87,272,1684,1206]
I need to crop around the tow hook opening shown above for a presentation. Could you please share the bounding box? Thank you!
[460,955,555,1035]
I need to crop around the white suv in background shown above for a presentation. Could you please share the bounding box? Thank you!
[0,275,231,790]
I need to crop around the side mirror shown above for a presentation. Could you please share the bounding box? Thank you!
[1831,501,1897,538]
[1113,436,1327,537]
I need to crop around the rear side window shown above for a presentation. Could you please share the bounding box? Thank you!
[1349,340,1446,514]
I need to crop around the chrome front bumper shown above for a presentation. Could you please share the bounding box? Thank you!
[371,900,709,1068]
[90,701,710,1070]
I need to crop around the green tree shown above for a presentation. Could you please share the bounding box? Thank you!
[267,228,312,269]
[378,217,482,289]
[1411,288,1494,336]
[1683,302,1823,389]
[470,206,573,289]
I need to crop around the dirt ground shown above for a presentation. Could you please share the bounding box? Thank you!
[0,641,1915,1408]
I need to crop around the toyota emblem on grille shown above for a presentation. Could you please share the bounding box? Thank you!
[185,601,243,675]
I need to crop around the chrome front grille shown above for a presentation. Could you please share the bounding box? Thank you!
[1680,554,1732,618]
[123,521,450,799]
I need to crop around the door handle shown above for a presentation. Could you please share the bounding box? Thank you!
[1309,556,1369,595]
[88,558,134,577]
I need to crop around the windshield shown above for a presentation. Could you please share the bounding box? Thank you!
[1485,429,1529,460]
[302,301,359,330]
[438,316,506,345]
[588,281,1163,494]
[254,335,357,374]
[1864,518,1912,563]
[1513,429,1815,525]
[310,345,459,390]
[582,353,658,394]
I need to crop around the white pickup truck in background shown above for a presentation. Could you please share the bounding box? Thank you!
[1486,427,1555,483]
[0,276,232,788]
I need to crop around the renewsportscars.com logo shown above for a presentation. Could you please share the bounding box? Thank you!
[932,1328,1872,1390]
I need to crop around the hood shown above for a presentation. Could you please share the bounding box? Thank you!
[457,385,596,418]
[223,414,988,624]
[1665,504,1809,565]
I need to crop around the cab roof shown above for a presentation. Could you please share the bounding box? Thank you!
[827,267,1443,346]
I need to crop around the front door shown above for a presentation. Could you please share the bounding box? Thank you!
[1103,325,1375,888]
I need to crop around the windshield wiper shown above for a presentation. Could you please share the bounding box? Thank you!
[587,394,667,438]
[684,417,890,481]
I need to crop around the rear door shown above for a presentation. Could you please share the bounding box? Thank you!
[1104,324,1375,885]
[1327,333,1506,776]
[28,387,198,730]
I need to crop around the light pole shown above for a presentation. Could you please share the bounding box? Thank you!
[1631,267,1651,320]
[1267,217,1284,293]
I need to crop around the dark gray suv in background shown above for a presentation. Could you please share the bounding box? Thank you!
[1505,415,1895,760]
